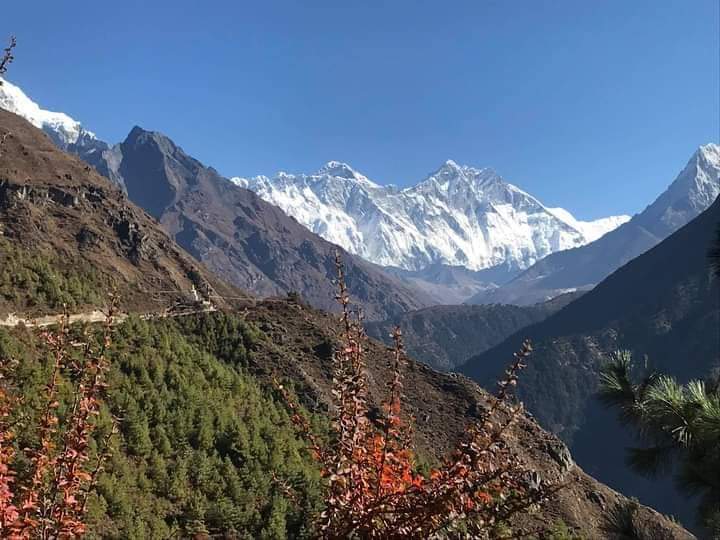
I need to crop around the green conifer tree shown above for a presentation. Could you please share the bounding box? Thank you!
[599,352,720,534]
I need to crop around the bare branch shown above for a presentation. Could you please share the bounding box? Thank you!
[0,37,16,83]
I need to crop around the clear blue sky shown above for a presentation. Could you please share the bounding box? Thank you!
[2,0,718,219]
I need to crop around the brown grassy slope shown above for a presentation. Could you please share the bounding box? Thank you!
[0,109,246,316]
[234,298,693,539]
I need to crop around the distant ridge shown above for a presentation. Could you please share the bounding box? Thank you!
[471,143,720,305]
[234,159,628,273]
[98,126,431,320]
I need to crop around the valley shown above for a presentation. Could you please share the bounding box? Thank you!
[0,7,717,536]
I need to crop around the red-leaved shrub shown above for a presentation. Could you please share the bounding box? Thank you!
[276,253,555,538]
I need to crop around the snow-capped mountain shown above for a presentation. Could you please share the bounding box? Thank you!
[233,161,629,272]
[469,143,720,305]
[0,76,629,276]
[0,77,122,187]
[0,77,92,148]
[545,207,629,243]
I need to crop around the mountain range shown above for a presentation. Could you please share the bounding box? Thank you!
[471,143,720,305]
[7,76,718,316]
[0,107,242,316]
[233,161,628,274]
[101,126,431,320]
[0,103,695,538]
[0,78,435,319]
[0,78,634,292]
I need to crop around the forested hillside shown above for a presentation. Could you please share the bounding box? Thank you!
[0,316,322,538]
[365,293,579,371]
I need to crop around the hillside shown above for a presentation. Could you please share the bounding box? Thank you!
[214,300,696,538]
[365,292,580,371]
[0,300,690,538]
[462,194,720,527]
[100,126,430,321]
[471,144,720,305]
[0,109,242,316]
[0,93,694,539]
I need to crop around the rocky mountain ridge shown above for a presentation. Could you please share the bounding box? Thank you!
[234,159,628,273]
[0,108,242,316]
[104,126,432,320]
[471,144,720,305]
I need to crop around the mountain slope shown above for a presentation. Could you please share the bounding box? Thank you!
[365,292,580,371]
[233,160,628,273]
[0,78,124,189]
[0,108,243,316]
[0,102,691,538]
[227,299,691,538]
[105,127,430,320]
[461,194,720,527]
[472,144,720,305]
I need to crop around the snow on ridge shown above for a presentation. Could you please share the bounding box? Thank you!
[0,77,94,146]
[0,77,646,273]
[546,207,630,243]
[699,143,720,164]
[234,160,629,272]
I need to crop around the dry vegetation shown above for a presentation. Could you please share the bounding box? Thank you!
[0,304,116,538]
[275,253,556,538]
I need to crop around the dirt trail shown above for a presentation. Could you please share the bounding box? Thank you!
[0,306,218,328]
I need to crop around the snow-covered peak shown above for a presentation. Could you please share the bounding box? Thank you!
[424,160,495,182]
[635,142,720,233]
[698,143,720,168]
[318,160,359,178]
[237,159,628,271]
[0,78,95,148]
[234,161,381,195]
[434,159,463,176]
[412,161,504,200]
[546,207,630,243]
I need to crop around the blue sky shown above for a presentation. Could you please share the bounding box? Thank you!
[2,0,718,219]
